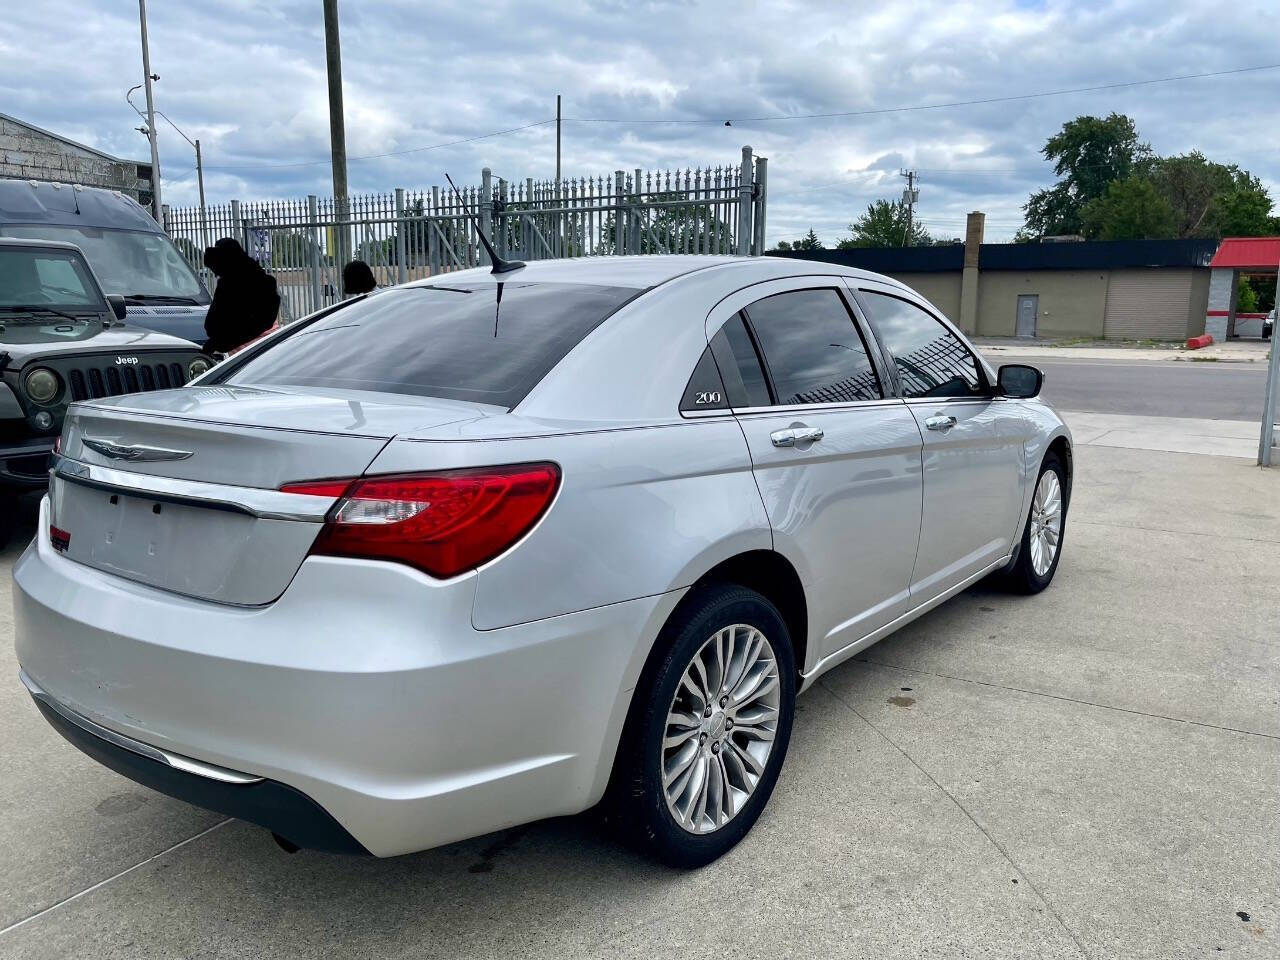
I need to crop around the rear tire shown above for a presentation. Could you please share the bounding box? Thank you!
[607,584,796,868]
[1003,452,1067,594]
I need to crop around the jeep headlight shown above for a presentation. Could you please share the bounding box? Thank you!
[188,357,212,379]
[24,367,60,404]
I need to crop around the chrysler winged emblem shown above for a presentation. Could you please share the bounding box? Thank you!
[82,437,194,462]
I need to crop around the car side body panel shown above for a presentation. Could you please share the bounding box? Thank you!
[367,418,772,632]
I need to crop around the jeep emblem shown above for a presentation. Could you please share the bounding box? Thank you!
[115,356,139,365]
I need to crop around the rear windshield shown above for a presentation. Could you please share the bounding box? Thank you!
[226,281,640,408]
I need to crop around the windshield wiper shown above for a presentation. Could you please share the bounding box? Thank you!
[122,293,202,305]
[0,305,86,322]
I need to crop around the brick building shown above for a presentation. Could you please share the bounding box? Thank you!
[0,112,153,210]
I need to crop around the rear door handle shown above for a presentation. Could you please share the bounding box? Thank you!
[924,415,957,432]
[770,426,824,447]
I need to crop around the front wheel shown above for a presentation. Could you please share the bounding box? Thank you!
[608,584,796,868]
[1004,452,1067,594]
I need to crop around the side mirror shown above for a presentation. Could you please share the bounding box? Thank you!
[997,363,1043,399]
[106,294,128,322]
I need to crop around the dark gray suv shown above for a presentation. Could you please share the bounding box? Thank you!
[0,238,211,541]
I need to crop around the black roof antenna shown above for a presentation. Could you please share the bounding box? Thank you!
[444,173,525,275]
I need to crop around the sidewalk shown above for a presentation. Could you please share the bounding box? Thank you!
[974,337,1271,364]
[1063,410,1267,459]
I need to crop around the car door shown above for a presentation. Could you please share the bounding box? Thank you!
[701,278,924,664]
[852,283,1024,599]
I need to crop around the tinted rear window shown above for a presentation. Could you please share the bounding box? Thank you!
[227,282,640,408]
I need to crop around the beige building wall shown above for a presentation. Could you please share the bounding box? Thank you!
[887,272,963,323]
[1185,268,1210,338]
[976,270,1110,338]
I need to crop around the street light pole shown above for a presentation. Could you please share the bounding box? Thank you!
[138,0,162,220]
[127,89,206,249]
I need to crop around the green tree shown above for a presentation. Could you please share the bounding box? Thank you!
[795,229,824,251]
[1216,172,1275,236]
[1080,177,1176,240]
[1148,152,1235,237]
[271,229,325,268]
[837,199,931,248]
[773,239,793,251]
[598,191,734,254]
[1148,153,1274,237]
[1237,276,1258,313]
[1023,113,1152,237]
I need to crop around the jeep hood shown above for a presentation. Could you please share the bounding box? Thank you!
[1,323,200,363]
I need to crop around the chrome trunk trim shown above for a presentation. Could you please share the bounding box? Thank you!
[51,456,337,522]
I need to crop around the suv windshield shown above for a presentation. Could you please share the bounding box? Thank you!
[0,246,106,342]
[226,281,640,408]
[0,225,208,303]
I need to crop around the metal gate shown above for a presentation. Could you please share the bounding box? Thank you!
[164,147,767,321]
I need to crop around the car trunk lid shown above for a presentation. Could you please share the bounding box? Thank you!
[50,385,492,605]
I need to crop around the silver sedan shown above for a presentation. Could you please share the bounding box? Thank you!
[14,254,1071,866]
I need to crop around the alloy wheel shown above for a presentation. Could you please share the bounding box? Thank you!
[1028,470,1063,577]
[661,623,780,834]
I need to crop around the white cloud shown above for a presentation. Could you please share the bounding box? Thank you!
[2,0,1277,244]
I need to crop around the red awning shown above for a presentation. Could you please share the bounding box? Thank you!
[1209,237,1280,271]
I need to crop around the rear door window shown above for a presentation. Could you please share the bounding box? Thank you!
[742,289,882,405]
[227,282,639,408]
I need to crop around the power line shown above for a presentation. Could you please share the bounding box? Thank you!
[203,119,554,171]
[192,62,1280,175]
[565,63,1280,124]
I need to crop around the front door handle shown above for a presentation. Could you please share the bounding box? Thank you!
[770,426,824,447]
[924,415,957,432]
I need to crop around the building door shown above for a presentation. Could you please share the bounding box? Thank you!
[1015,295,1038,338]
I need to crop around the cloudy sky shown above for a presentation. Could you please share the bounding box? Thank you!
[3,0,1278,243]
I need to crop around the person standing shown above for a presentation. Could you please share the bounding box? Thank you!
[342,259,377,297]
[202,238,280,354]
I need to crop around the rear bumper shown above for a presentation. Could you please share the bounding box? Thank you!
[0,439,52,489]
[22,670,367,854]
[14,497,680,856]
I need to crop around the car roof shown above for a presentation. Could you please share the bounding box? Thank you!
[0,179,160,232]
[0,235,84,252]
[401,254,905,291]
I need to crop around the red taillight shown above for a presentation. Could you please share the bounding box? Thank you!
[282,463,560,578]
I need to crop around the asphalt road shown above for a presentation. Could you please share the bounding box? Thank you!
[1034,357,1271,421]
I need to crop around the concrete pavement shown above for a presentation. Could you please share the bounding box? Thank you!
[1066,411,1267,459]
[1,441,1277,958]
[975,337,1272,365]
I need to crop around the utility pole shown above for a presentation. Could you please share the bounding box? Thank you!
[323,0,349,268]
[900,169,918,246]
[194,138,207,249]
[138,0,161,220]
[555,94,562,186]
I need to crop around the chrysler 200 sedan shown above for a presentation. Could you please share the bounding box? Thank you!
[14,255,1071,867]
